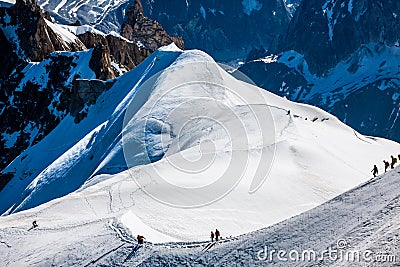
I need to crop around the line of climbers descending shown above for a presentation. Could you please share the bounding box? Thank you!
[371,154,400,177]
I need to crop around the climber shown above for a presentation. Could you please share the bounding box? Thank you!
[215,229,220,241]
[384,160,390,172]
[137,235,145,245]
[391,155,397,169]
[210,231,215,242]
[32,220,38,228]
[371,165,378,177]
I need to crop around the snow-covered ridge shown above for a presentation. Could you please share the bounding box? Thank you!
[54,23,134,44]
[44,18,81,44]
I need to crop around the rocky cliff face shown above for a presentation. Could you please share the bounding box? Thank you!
[239,0,400,142]
[120,0,184,51]
[0,0,184,190]
[0,0,86,64]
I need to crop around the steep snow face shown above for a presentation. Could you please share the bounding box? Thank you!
[0,49,102,191]
[0,47,399,244]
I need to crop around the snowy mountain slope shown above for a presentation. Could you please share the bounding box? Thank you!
[0,139,399,266]
[138,0,291,62]
[121,164,400,266]
[279,0,400,76]
[0,44,399,252]
[0,49,104,191]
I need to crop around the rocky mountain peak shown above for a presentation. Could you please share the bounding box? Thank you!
[121,0,184,51]
[125,0,144,25]
[0,0,86,64]
[14,0,41,14]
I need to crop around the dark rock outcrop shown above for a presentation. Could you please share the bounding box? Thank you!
[76,32,150,70]
[0,29,19,79]
[69,79,115,123]
[0,0,86,63]
[89,44,116,80]
[121,0,185,51]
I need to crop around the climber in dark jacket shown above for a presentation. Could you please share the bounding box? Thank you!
[211,231,214,242]
[215,229,220,241]
[384,160,390,172]
[371,165,378,177]
[390,155,397,169]
[137,235,145,244]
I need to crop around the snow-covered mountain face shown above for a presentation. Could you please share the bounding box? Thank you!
[0,0,184,190]
[239,0,400,142]
[0,46,398,246]
[36,0,292,62]
[36,0,131,32]
[281,0,400,76]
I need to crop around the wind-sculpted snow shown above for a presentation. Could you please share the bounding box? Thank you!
[0,45,399,265]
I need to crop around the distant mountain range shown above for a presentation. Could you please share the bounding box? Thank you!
[239,0,400,142]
